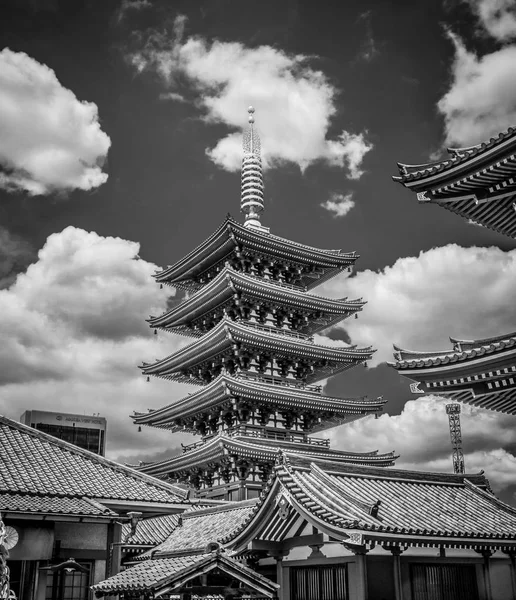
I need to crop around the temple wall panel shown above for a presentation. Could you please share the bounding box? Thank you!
[54,522,108,551]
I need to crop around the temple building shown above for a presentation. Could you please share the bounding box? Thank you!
[83,110,516,600]
[390,332,516,414]
[393,126,516,238]
[392,126,516,413]
[134,107,394,501]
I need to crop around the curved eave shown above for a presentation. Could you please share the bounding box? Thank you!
[393,340,516,371]
[141,319,374,378]
[154,217,360,288]
[149,267,365,331]
[450,332,516,350]
[138,436,397,476]
[133,374,386,428]
[393,127,516,190]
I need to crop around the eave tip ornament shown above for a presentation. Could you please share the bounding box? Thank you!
[241,106,267,232]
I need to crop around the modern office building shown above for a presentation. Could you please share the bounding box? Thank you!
[20,409,107,456]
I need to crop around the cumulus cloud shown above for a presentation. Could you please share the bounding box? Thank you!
[0,226,194,459]
[318,244,516,365]
[321,192,355,217]
[465,0,516,41]
[330,396,516,495]
[437,31,516,146]
[128,16,372,176]
[0,49,110,196]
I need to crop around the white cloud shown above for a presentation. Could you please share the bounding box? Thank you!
[116,0,151,24]
[321,192,355,217]
[318,243,516,366]
[437,32,516,146]
[329,395,516,494]
[0,49,110,196]
[465,0,516,41]
[128,16,372,176]
[0,226,194,459]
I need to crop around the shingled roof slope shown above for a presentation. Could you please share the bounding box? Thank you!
[138,500,258,559]
[92,550,280,597]
[0,415,186,513]
[225,454,516,551]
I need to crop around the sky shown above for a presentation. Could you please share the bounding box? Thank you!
[2,0,516,501]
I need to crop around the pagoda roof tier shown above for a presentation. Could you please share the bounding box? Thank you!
[132,374,386,433]
[154,216,359,291]
[149,266,365,337]
[141,318,374,385]
[392,127,516,238]
[137,434,398,477]
[390,332,516,414]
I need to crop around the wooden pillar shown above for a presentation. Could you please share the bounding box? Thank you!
[353,548,369,600]
[390,547,404,600]
[506,553,516,598]
[482,549,493,600]
[272,553,287,600]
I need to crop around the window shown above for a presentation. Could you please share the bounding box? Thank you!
[411,564,479,600]
[290,565,348,600]
[45,562,92,600]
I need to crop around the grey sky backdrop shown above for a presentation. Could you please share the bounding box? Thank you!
[2,0,516,501]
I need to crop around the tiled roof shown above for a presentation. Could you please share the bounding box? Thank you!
[141,500,258,558]
[142,318,374,385]
[149,266,364,337]
[393,126,516,183]
[154,216,359,292]
[227,454,516,548]
[133,374,386,433]
[122,514,180,546]
[92,550,280,597]
[93,554,206,593]
[122,503,219,546]
[391,333,516,370]
[0,415,186,514]
[0,493,117,517]
[138,433,397,477]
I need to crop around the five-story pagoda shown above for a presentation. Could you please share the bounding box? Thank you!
[135,107,395,501]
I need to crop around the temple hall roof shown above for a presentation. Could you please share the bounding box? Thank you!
[133,374,386,433]
[91,550,279,598]
[392,126,516,238]
[0,415,187,518]
[149,266,365,336]
[142,500,258,558]
[393,126,516,189]
[142,318,374,385]
[227,454,516,552]
[154,216,359,291]
[137,433,397,477]
[391,331,516,370]
[390,333,516,414]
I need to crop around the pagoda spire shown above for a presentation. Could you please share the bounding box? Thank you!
[241,106,265,230]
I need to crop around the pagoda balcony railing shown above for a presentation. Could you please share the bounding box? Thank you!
[228,425,330,447]
[239,320,314,342]
[235,372,323,393]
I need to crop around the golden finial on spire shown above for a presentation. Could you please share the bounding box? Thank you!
[241,106,264,229]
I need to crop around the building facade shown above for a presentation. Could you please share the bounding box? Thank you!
[20,410,107,456]
[0,415,188,600]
